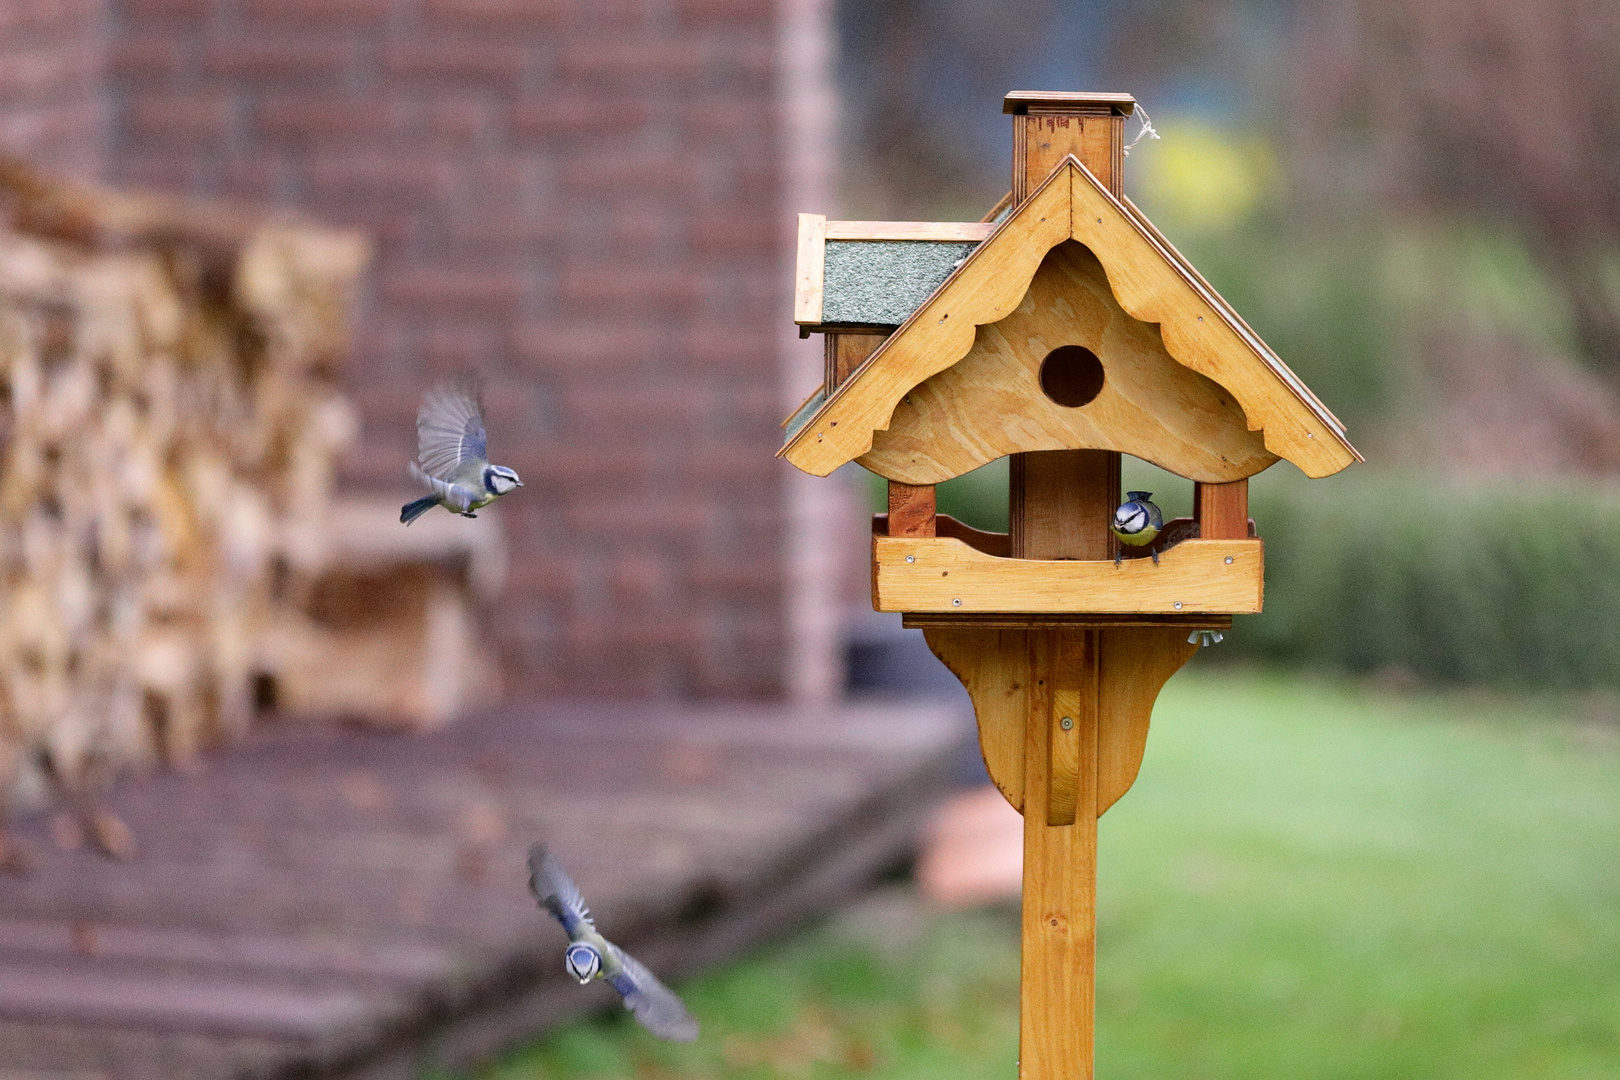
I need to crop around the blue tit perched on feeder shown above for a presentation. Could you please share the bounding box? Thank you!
[400,379,523,524]
[527,844,700,1043]
[1111,490,1164,565]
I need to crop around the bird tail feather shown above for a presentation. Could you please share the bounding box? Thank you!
[400,495,437,525]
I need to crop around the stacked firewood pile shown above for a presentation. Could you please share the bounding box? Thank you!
[0,163,373,824]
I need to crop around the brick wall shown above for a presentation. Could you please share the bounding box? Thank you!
[0,0,109,176]
[99,0,820,698]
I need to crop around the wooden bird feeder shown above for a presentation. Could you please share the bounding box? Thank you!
[781,91,1361,1079]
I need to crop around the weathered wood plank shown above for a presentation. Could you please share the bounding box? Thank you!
[0,699,969,1079]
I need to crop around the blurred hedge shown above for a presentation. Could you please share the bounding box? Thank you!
[869,462,1620,689]
[1234,471,1620,688]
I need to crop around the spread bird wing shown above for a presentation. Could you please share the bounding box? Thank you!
[416,380,488,480]
[409,463,476,514]
[527,843,595,938]
[603,940,700,1042]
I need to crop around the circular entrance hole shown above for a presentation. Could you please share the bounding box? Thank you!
[1039,345,1105,408]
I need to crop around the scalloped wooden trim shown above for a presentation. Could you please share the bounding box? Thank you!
[780,158,1360,480]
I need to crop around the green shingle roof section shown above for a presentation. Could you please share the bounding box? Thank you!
[820,240,980,326]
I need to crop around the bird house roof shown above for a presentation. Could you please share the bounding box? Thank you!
[782,157,1361,481]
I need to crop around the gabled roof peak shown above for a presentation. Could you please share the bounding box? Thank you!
[780,155,1360,481]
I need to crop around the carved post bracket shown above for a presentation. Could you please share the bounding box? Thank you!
[920,621,1209,1080]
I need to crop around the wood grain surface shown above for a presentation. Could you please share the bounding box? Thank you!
[860,242,1278,484]
[874,536,1264,614]
[781,160,1360,481]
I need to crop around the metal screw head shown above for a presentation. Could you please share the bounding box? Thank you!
[905,555,915,563]
[952,598,962,607]
[1225,556,1234,564]
[1060,716,1073,731]
[1173,601,1184,609]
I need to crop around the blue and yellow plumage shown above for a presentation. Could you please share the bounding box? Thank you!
[527,844,700,1043]
[1111,490,1164,565]
[400,379,522,524]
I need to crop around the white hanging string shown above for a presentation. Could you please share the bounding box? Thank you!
[1122,105,1160,156]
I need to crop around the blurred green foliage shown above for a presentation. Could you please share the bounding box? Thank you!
[871,462,1620,689]
[1236,469,1620,688]
[478,672,1620,1080]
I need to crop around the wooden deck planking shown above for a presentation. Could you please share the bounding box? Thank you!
[0,700,968,1079]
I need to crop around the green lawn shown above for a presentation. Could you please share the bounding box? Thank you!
[477,671,1620,1080]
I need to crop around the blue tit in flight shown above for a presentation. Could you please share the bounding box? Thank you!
[400,379,522,525]
[527,844,700,1043]
[1112,490,1164,565]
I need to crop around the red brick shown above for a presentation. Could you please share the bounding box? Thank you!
[0,44,100,99]
[417,320,503,367]
[691,213,778,254]
[444,211,562,249]
[381,267,528,312]
[514,323,667,369]
[420,0,573,28]
[541,447,658,483]
[123,0,213,16]
[676,0,772,19]
[559,151,699,196]
[559,267,701,311]
[126,94,233,143]
[256,95,407,140]
[220,155,284,200]
[558,39,706,82]
[108,34,190,81]
[241,0,394,23]
[0,96,101,142]
[116,152,204,190]
[0,0,102,34]
[203,37,355,79]
[92,0,802,699]
[382,40,533,87]
[303,153,454,204]
[510,97,653,138]
[420,94,497,141]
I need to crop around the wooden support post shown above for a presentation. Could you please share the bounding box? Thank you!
[1004,447,1117,1080]
[1195,478,1249,539]
[1009,449,1120,560]
[887,482,936,538]
[1020,629,1099,1080]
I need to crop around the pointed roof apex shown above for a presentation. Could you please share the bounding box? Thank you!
[1003,91,1136,116]
[780,155,1361,481]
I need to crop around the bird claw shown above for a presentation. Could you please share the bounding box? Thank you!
[1151,548,1160,565]
[1114,550,1122,568]
[462,512,478,518]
